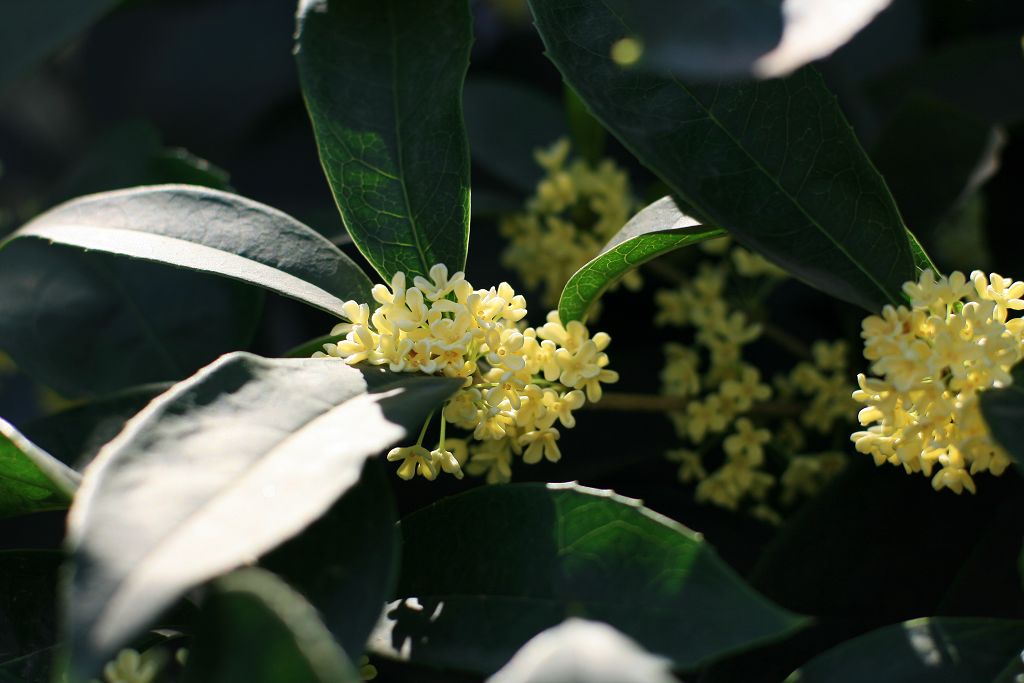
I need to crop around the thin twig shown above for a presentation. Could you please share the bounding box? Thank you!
[585,392,803,417]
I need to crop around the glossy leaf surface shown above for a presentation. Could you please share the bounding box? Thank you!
[3,185,373,318]
[184,568,359,683]
[66,353,460,680]
[0,418,79,519]
[558,196,725,323]
[296,0,472,280]
[370,483,804,673]
[529,0,917,312]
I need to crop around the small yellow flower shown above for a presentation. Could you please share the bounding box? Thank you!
[723,418,771,467]
[666,448,706,483]
[387,445,438,481]
[851,269,1022,493]
[519,427,561,464]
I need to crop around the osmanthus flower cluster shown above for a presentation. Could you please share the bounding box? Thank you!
[500,138,637,310]
[657,237,852,524]
[852,270,1022,494]
[314,265,618,483]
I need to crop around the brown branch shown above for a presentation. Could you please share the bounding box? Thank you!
[586,392,803,417]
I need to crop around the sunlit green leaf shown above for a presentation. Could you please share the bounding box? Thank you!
[0,418,79,519]
[3,185,373,319]
[65,353,460,680]
[558,196,725,323]
[296,0,472,281]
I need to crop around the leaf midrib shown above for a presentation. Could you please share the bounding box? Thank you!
[570,0,906,307]
[386,0,432,276]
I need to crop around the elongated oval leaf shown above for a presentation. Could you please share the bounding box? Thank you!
[4,185,373,317]
[559,196,725,323]
[528,0,916,312]
[369,483,805,674]
[184,568,359,683]
[487,619,675,683]
[0,418,79,519]
[66,353,461,681]
[296,0,472,281]
[787,618,1024,683]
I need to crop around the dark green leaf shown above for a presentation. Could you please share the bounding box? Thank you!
[0,0,117,92]
[0,551,62,683]
[4,185,373,318]
[528,1,917,312]
[564,85,607,165]
[589,0,891,80]
[22,383,170,470]
[370,483,805,674]
[872,96,1005,239]
[463,79,567,194]
[0,418,79,519]
[262,458,399,658]
[65,353,461,680]
[486,619,675,683]
[296,0,472,281]
[184,568,359,683]
[787,618,1024,683]
[0,241,263,397]
[981,363,1024,467]
[906,228,940,278]
[558,196,725,323]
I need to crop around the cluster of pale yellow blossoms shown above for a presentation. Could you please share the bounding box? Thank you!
[315,265,617,483]
[852,270,1021,494]
[657,237,852,523]
[500,138,637,310]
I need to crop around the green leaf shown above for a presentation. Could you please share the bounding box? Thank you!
[0,418,79,519]
[564,85,607,165]
[65,353,461,681]
[0,551,63,683]
[872,96,1005,239]
[593,0,891,79]
[369,483,805,674]
[487,619,675,683]
[0,241,262,397]
[980,362,1024,467]
[262,458,399,659]
[4,185,373,318]
[22,383,170,470]
[463,78,567,194]
[787,618,1024,683]
[558,196,725,323]
[528,1,917,312]
[183,568,359,683]
[0,0,117,92]
[296,0,472,281]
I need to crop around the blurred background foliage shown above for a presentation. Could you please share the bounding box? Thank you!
[1,1,1024,680]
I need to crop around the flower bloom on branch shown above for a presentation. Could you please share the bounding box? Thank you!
[851,270,1021,494]
[500,138,637,311]
[657,238,853,520]
[315,264,618,482]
